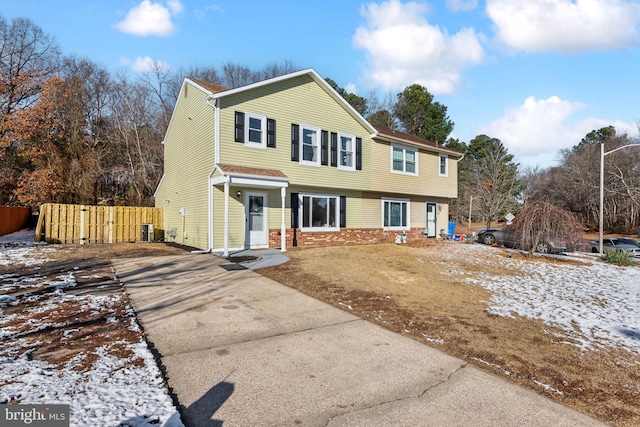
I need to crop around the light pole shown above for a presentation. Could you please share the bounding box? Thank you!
[599,141,640,254]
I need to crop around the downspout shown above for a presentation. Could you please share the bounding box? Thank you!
[200,94,219,253]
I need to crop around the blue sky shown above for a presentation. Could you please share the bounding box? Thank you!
[3,0,640,169]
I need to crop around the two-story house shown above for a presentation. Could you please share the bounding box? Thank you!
[154,68,462,256]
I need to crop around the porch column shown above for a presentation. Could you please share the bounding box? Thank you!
[223,178,229,257]
[280,186,286,252]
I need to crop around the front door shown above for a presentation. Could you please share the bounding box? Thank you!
[245,192,268,248]
[426,202,437,238]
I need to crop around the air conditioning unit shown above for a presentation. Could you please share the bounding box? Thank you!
[140,224,154,242]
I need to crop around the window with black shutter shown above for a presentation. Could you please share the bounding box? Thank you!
[340,196,346,228]
[267,118,276,148]
[356,137,362,170]
[330,132,337,167]
[234,111,244,142]
[321,131,328,166]
[291,124,299,161]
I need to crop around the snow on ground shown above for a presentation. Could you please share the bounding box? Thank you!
[0,230,183,427]
[443,244,640,353]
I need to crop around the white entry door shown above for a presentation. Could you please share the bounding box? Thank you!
[245,192,268,248]
[426,202,437,238]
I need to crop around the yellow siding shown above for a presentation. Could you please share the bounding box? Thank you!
[155,82,215,250]
[362,191,451,232]
[218,75,372,191]
[212,186,245,249]
[157,72,459,251]
[370,140,458,198]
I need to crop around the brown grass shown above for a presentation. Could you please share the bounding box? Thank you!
[258,240,640,427]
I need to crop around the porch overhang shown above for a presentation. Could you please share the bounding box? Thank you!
[211,164,290,257]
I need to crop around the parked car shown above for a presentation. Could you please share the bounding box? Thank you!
[588,238,640,257]
[476,227,568,254]
[615,237,640,249]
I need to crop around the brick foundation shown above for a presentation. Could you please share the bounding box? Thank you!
[268,227,433,249]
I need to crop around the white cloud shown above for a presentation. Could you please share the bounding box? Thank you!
[477,95,637,168]
[487,0,640,53]
[166,0,184,14]
[353,0,485,94]
[115,0,182,36]
[344,82,358,94]
[121,56,170,73]
[195,4,224,20]
[446,0,479,12]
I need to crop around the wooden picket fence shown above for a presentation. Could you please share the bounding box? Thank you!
[35,203,163,244]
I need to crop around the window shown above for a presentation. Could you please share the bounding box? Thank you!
[246,113,266,147]
[235,111,275,148]
[382,198,409,229]
[338,133,355,170]
[300,194,339,230]
[439,154,448,176]
[300,125,320,166]
[391,144,417,175]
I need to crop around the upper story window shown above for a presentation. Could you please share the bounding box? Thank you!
[299,124,321,166]
[439,154,448,176]
[391,144,417,175]
[234,111,276,149]
[338,133,355,170]
[246,113,266,147]
[291,124,362,170]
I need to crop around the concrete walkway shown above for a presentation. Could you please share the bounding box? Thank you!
[113,253,606,427]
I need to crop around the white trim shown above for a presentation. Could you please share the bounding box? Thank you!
[244,112,267,149]
[153,174,165,198]
[208,68,376,135]
[299,124,322,167]
[280,187,286,252]
[245,191,268,249]
[337,132,356,171]
[439,153,449,177]
[390,144,418,176]
[298,192,340,232]
[214,98,220,163]
[381,197,410,230]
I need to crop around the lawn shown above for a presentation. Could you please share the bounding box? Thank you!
[258,240,640,427]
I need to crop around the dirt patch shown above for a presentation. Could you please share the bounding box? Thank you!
[258,241,640,427]
[0,242,190,375]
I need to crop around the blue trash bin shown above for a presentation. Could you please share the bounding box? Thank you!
[447,222,456,240]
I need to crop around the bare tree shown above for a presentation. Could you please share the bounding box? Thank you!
[0,15,61,204]
[511,201,584,254]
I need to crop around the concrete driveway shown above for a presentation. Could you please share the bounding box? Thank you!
[113,253,606,427]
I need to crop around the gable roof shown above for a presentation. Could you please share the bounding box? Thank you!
[188,78,228,94]
[188,68,376,135]
[373,126,463,158]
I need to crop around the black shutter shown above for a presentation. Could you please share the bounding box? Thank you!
[340,196,346,228]
[356,137,362,170]
[267,118,276,148]
[291,192,299,228]
[330,132,337,167]
[234,111,244,143]
[291,124,299,161]
[321,130,328,166]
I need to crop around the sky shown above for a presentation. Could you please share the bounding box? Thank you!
[2,0,640,169]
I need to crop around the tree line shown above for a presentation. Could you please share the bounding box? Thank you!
[2,14,638,234]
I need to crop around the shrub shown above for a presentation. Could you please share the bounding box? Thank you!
[601,250,635,266]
